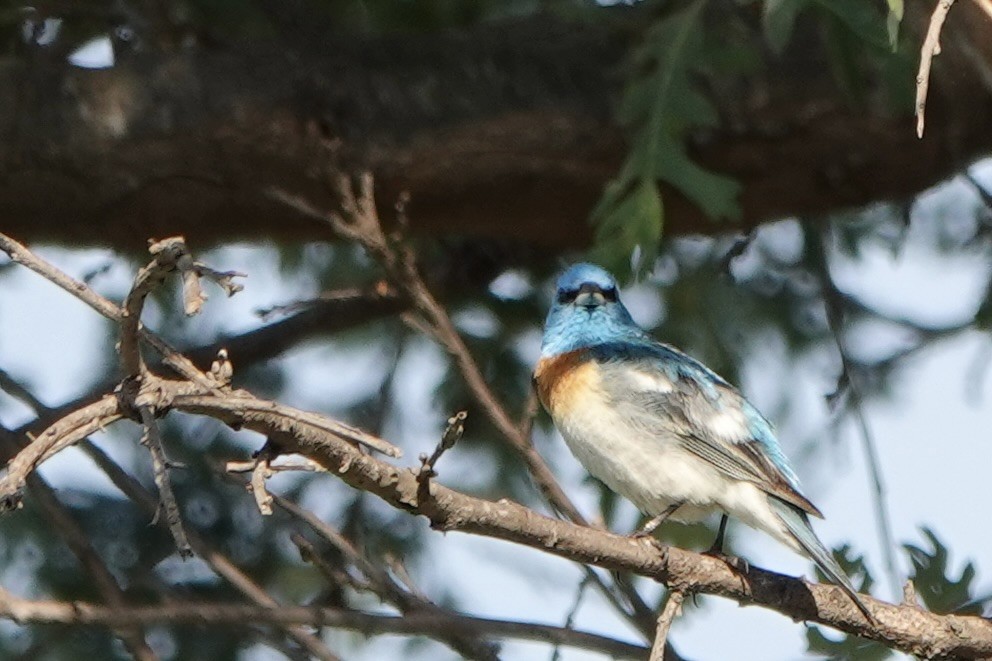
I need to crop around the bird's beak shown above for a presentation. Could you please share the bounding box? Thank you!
[574,284,606,308]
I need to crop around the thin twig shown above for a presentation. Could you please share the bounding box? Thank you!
[850,405,901,598]
[916,0,957,138]
[807,224,901,599]
[138,406,193,558]
[0,232,219,390]
[257,485,501,661]
[418,410,467,479]
[269,179,581,522]
[649,590,685,661]
[74,441,340,660]
[291,533,371,593]
[550,575,592,661]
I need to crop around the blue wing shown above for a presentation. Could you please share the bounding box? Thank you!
[589,341,822,518]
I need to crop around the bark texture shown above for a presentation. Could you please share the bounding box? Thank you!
[2,3,992,252]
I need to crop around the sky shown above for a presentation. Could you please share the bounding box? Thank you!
[1,162,991,660]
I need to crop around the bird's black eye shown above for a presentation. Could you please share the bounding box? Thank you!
[557,289,578,305]
[602,286,618,302]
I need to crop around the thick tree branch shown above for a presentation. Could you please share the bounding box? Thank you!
[3,9,992,251]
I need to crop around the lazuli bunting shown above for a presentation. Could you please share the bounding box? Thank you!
[534,263,871,619]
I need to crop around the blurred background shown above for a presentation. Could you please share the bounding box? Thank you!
[1,1,991,659]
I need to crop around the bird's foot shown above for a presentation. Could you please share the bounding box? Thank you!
[703,548,749,575]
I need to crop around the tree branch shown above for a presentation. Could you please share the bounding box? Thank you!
[0,587,646,659]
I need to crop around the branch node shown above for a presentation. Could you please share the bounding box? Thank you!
[209,348,234,387]
[417,411,467,502]
[250,452,275,516]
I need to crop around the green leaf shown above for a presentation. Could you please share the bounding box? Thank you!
[594,0,741,272]
[809,0,890,50]
[590,178,664,278]
[904,528,983,615]
[886,0,903,49]
[763,0,811,55]
[655,137,741,221]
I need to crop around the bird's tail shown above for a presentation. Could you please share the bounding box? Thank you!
[769,498,875,623]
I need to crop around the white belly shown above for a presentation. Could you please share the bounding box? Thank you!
[553,400,796,550]
[554,399,719,522]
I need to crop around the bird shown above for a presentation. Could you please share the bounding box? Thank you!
[533,262,873,620]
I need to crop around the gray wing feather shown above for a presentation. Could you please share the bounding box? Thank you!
[596,346,822,517]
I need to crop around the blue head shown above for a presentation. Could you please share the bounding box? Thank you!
[541,263,647,357]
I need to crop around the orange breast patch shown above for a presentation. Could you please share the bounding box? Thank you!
[534,350,600,414]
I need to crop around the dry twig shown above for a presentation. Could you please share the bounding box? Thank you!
[138,406,193,557]
[649,591,685,661]
[916,0,957,138]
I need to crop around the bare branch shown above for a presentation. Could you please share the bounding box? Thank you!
[0,232,219,390]
[224,400,992,659]
[649,591,685,661]
[0,587,646,659]
[916,0,957,138]
[74,439,340,661]
[270,177,583,522]
[0,380,336,660]
[0,393,123,512]
[274,495,501,661]
[419,410,467,475]
[138,406,193,558]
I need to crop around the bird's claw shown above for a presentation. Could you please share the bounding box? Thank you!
[703,548,749,575]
